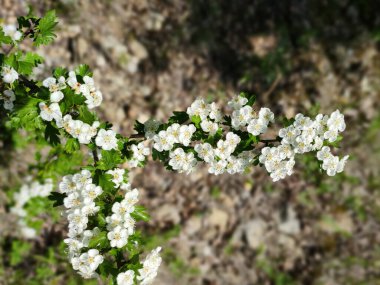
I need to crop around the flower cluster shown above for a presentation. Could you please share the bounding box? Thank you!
[106,187,138,248]
[141,95,349,180]
[0,90,16,111]
[317,146,349,176]
[60,170,104,278]
[1,65,19,84]
[116,247,162,285]
[63,114,99,144]
[260,110,348,181]
[129,142,150,167]
[10,178,53,239]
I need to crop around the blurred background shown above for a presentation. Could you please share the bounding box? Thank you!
[1,0,380,284]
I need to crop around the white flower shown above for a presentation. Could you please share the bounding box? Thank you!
[79,249,104,272]
[59,175,77,193]
[106,168,125,187]
[169,148,196,174]
[120,182,131,192]
[82,184,103,203]
[208,160,227,175]
[67,209,88,234]
[209,102,223,122]
[67,71,81,94]
[166,123,181,143]
[79,76,102,108]
[186,98,210,120]
[107,226,129,248]
[195,143,214,163]
[324,129,339,142]
[178,124,196,146]
[95,129,118,150]
[227,95,248,110]
[258,107,275,124]
[231,105,253,129]
[39,102,63,127]
[106,213,123,231]
[137,247,162,285]
[81,201,100,216]
[64,192,83,209]
[73,170,92,188]
[247,119,268,136]
[3,24,22,41]
[200,120,219,135]
[131,142,150,161]
[316,146,332,161]
[1,66,18,84]
[153,130,174,152]
[42,76,66,102]
[327,110,346,132]
[117,270,135,285]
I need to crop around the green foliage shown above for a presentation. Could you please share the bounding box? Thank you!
[17,52,44,75]
[33,10,58,47]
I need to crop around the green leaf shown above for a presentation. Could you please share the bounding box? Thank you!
[75,64,93,77]
[53,66,68,78]
[89,231,109,249]
[78,105,96,124]
[34,10,58,46]
[98,150,123,170]
[134,120,145,135]
[131,205,150,222]
[191,115,201,128]
[10,97,44,130]
[64,138,80,153]
[17,52,44,75]
[44,122,61,145]
[48,192,66,207]
[10,241,32,266]
[98,173,116,193]
[169,111,189,124]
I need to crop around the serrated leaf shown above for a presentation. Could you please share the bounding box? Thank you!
[98,173,116,193]
[98,150,122,170]
[64,138,80,153]
[34,10,58,46]
[48,192,66,207]
[44,122,60,145]
[17,52,44,75]
[75,64,92,77]
[53,67,68,78]
[134,120,145,135]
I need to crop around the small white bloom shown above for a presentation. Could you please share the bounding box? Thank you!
[39,102,63,127]
[43,76,66,102]
[117,270,135,285]
[200,119,219,135]
[1,66,19,84]
[178,124,196,146]
[106,168,125,187]
[107,226,129,248]
[227,95,248,110]
[95,129,118,150]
